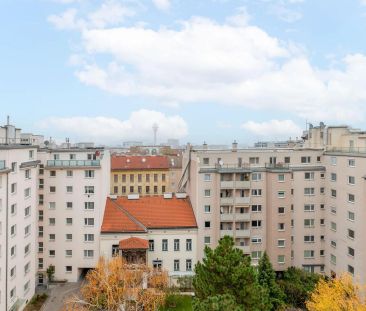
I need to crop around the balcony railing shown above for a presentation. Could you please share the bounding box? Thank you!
[235,229,250,237]
[220,197,234,205]
[0,160,5,170]
[236,197,250,204]
[220,230,234,237]
[47,160,100,167]
[326,147,366,154]
[236,245,250,253]
[265,163,290,169]
[220,213,234,221]
[235,213,251,221]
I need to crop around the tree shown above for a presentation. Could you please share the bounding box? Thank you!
[258,252,285,310]
[66,256,168,311]
[46,265,55,283]
[193,236,270,311]
[306,273,366,311]
[277,267,321,309]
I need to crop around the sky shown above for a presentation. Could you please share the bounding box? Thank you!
[1,0,366,146]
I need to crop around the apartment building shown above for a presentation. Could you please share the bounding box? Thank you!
[37,147,110,283]
[100,195,197,280]
[111,155,179,196]
[0,123,38,311]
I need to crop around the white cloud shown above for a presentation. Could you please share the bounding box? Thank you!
[48,8,83,30]
[241,120,302,139]
[70,17,366,122]
[361,0,366,5]
[152,0,171,11]
[217,121,232,129]
[226,6,251,26]
[38,110,188,144]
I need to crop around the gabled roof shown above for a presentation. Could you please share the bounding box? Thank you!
[119,237,149,250]
[111,155,170,170]
[101,196,197,233]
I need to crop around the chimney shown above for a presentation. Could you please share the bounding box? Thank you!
[232,140,238,152]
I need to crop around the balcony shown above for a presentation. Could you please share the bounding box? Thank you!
[235,181,251,189]
[236,245,250,253]
[265,163,290,170]
[220,213,234,221]
[220,181,234,188]
[235,213,250,221]
[220,197,234,205]
[235,197,250,205]
[220,230,234,237]
[235,229,250,237]
[46,160,100,168]
[0,160,5,170]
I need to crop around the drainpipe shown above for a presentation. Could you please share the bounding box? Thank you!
[5,171,9,311]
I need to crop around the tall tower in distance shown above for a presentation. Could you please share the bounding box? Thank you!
[153,123,158,146]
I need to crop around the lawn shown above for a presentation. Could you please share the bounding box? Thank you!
[24,293,48,311]
[160,295,193,311]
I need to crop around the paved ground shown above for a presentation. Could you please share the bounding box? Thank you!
[40,282,82,311]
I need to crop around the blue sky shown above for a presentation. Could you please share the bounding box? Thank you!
[1,0,366,145]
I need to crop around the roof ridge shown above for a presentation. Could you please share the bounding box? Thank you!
[109,198,148,232]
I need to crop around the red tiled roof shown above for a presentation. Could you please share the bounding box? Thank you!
[101,196,197,233]
[111,155,170,170]
[119,237,148,249]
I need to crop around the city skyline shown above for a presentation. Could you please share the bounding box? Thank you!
[2,1,366,144]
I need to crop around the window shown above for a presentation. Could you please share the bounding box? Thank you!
[174,260,180,271]
[154,174,158,182]
[251,220,262,228]
[85,186,94,194]
[84,250,94,258]
[249,157,259,164]
[348,159,355,167]
[331,240,337,248]
[114,174,118,183]
[348,194,355,203]
[149,240,154,251]
[252,173,262,181]
[204,174,211,181]
[348,265,354,276]
[278,207,285,214]
[113,186,118,194]
[204,205,211,213]
[11,203,16,215]
[304,235,315,243]
[331,222,337,231]
[11,224,16,236]
[84,234,94,242]
[278,174,285,182]
[11,245,16,257]
[331,189,337,198]
[38,242,43,253]
[38,258,43,269]
[278,191,285,198]
[130,175,135,183]
[66,202,73,209]
[153,186,158,194]
[278,223,285,231]
[85,170,95,178]
[251,205,262,212]
[320,187,325,194]
[84,218,94,226]
[49,250,55,257]
[204,221,210,228]
[186,259,192,271]
[11,183,16,194]
[70,154,76,160]
[331,254,336,264]
[331,157,337,165]
[24,206,30,217]
[66,266,73,273]
[251,251,262,260]
[348,247,355,257]
[320,218,325,226]
[24,243,30,255]
[348,229,355,239]
[66,186,73,193]
[66,218,73,225]
[277,239,285,247]
[204,189,211,197]
[49,202,56,210]
[203,158,209,165]
[122,174,126,182]
[301,156,311,164]
[304,172,314,180]
[304,188,315,195]
[348,211,355,221]
[49,218,55,226]
[251,237,262,244]
[11,162,17,172]
[348,176,355,185]
[162,239,168,251]
[304,219,315,228]
[29,150,34,159]
[331,206,336,214]
[278,255,285,264]
[317,156,321,162]
[66,170,73,177]
[25,169,31,179]
[84,202,95,210]
[186,239,192,251]
[66,234,73,241]
[304,204,315,212]
[122,186,126,194]
[38,226,43,237]
[24,225,31,236]
[50,186,56,193]
[204,236,211,244]
[162,174,166,182]
[284,156,290,164]
[331,173,337,181]
[50,170,56,177]
[304,250,315,258]
[251,189,262,196]
[10,287,16,299]
[174,239,180,251]
[10,266,16,278]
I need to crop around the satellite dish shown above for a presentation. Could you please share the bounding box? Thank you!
[44,140,49,146]
[219,160,224,166]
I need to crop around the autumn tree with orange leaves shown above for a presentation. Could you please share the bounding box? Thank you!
[64,256,168,311]
[306,273,366,311]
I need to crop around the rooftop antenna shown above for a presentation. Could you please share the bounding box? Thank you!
[7,115,10,125]
[152,123,158,146]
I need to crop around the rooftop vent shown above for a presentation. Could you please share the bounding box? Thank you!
[175,192,187,199]
[110,195,118,200]
[163,193,173,199]
[128,194,139,200]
